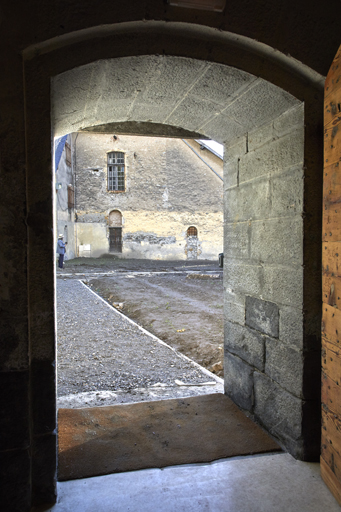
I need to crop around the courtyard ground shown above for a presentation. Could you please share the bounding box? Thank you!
[57,257,224,408]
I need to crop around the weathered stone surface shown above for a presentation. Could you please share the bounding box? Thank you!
[254,371,303,441]
[262,264,303,307]
[224,352,254,411]
[225,321,265,370]
[271,166,304,217]
[224,221,249,259]
[123,232,176,245]
[279,305,304,349]
[224,260,262,297]
[250,217,303,265]
[273,104,304,138]
[239,128,304,184]
[224,178,271,222]
[254,372,320,460]
[265,338,303,397]
[224,300,245,325]
[245,296,279,337]
[248,121,274,152]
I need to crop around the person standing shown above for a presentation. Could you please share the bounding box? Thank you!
[56,234,67,269]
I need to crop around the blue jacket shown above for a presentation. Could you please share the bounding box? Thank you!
[57,239,66,255]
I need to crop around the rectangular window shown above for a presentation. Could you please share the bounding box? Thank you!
[108,152,125,191]
[67,184,75,209]
[65,142,72,167]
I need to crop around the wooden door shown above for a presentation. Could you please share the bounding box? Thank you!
[321,45,341,505]
[109,227,122,253]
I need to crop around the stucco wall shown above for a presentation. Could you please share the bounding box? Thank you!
[74,134,223,259]
[55,135,76,260]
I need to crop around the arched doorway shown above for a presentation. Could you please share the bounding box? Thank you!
[108,210,123,253]
[23,29,325,501]
[186,226,198,260]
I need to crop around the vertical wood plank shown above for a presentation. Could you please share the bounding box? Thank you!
[322,44,341,505]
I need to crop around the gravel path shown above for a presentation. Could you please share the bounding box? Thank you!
[57,278,223,408]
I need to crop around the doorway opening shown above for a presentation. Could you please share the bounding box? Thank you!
[109,210,123,253]
[48,52,320,479]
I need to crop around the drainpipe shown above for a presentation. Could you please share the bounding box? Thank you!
[182,139,223,182]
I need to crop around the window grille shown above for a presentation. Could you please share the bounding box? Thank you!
[187,226,198,237]
[108,152,125,191]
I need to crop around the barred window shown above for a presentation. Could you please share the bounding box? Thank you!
[108,152,125,191]
[187,226,198,237]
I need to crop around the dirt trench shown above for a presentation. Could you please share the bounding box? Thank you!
[85,269,224,377]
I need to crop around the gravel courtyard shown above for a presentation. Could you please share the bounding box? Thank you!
[57,272,223,409]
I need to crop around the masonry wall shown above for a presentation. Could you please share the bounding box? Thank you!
[74,134,223,259]
[223,104,318,458]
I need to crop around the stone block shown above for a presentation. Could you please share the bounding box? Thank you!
[248,121,274,152]
[225,135,247,158]
[223,80,298,135]
[271,166,304,217]
[0,370,30,451]
[203,113,246,145]
[245,296,279,337]
[265,338,303,397]
[254,371,303,441]
[273,104,304,138]
[224,301,245,325]
[223,157,238,188]
[250,217,303,265]
[262,264,303,307]
[0,448,31,512]
[224,260,262,297]
[224,352,254,411]
[225,320,265,370]
[224,221,249,259]
[31,360,56,436]
[239,129,304,184]
[224,178,271,222]
[254,372,320,460]
[224,289,245,325]
[279,306,304,350]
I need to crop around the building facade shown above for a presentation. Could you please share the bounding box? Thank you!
[57,133,223,260]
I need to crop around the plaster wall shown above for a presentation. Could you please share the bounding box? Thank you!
[55,135,76,260]
[74,134,223,259]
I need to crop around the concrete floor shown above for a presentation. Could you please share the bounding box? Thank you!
[38,453,339,512]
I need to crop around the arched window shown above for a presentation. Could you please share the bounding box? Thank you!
[187,226,198,237]
[107,152,125,191]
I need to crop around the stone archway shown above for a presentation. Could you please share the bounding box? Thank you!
[23,31,324,502]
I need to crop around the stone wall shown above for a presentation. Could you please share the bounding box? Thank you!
[223,104,319,458]
[74,134,223,259]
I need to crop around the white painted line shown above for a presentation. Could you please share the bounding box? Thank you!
[58,270,223,277]
[78,279,224,385]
